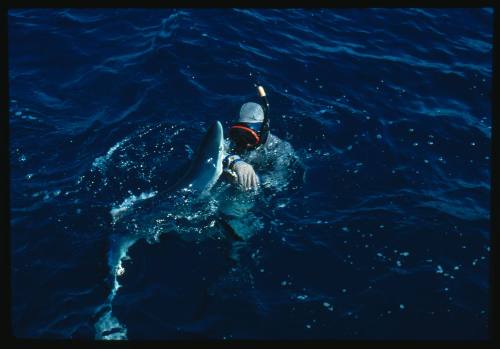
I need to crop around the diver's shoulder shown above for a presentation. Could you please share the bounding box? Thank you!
[268,133,293,150]
[267,133,282,145]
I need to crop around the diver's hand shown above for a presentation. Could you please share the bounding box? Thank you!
[232,161,260,190]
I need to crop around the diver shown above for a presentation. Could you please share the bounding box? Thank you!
[222,86,295,191]
[217,86,296,243]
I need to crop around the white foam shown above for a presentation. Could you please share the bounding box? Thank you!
[323,302,334,311]
[110,191,157,221]
[92,139,128,171]
[94,309,127,340]
[109,236,138,296]
[185,144,194,158]
[95,234,138,340]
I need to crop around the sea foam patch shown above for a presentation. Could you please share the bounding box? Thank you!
[92,138,128,172]
[110,191,158,222]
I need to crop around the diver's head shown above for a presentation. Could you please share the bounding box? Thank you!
[229,102,269,151]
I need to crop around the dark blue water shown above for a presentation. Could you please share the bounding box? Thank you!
[9,8,492,340]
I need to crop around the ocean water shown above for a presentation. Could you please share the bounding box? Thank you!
[9,8,492,340]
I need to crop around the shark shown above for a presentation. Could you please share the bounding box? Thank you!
[168,120,225,194]
[95,120,246,340]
